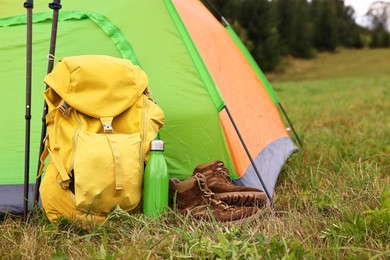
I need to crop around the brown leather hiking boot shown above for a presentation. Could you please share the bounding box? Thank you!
[193,161,268,207]
[169,173,259,222]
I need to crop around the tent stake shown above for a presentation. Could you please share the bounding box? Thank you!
[33,0,62,209]
[224,106,276,211]
[278,102,303,147]
[23,0,34,221]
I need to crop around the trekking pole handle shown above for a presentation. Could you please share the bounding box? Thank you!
[49,0,61,10]
[24,0,33,8]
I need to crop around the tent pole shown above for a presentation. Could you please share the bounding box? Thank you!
[224,106,276,210]
[278,102,303,147]
[23,0,34,221]
[202,3,277,204]
[203,0,303,148]
[202,0,227,24]
[33,0,62,209]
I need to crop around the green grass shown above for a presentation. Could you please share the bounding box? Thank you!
[1,48,389,259]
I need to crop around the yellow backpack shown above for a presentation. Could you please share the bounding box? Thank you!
[39,55,164,224]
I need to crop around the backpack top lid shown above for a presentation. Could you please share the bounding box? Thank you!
[44,55,149,118]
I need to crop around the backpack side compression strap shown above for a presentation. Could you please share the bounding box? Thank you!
[46,147,71,189]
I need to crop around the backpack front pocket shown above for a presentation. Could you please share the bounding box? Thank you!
[72,130,142,213]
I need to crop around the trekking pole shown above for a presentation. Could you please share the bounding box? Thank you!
[33,0,62,208]
[23,0,34,221]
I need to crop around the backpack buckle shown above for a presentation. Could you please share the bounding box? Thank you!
[57,101,71,116]
[101,117,114,133]
[103,123,113,133]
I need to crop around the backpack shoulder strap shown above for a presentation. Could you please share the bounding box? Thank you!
[38,137,71,189]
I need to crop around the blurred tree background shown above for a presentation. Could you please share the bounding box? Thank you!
[204,0,390,71]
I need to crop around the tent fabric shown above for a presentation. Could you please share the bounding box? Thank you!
[0,0,297,216]
[0,185,36,215]
[0,12,139,64]
[165,1,225,112]
[233,137,297,197]
[226,26,279,104]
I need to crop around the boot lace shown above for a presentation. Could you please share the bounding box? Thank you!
[215,167,232,182]
[194,173,234,211]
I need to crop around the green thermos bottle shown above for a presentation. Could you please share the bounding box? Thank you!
[143,140,169,217]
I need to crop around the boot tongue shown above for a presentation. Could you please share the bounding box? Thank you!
[193,160,226,175]
[204,170,229,189]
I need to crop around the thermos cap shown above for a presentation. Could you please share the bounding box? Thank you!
[151,140,164,151]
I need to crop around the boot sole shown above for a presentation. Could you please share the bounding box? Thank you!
[214,192,268,207]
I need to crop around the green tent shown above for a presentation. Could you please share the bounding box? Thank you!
[0,0,297,215]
